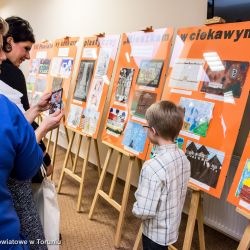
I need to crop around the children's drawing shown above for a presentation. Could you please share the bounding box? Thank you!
[115,68,135,103]
[236,159,250,204]
[50,57,62,76]
[38,59,51,74]
[34,78,46,93]
[106,107,127,137]
[29,59,41,75]
[73,60,95,102]
[67,104,82,128]
[87,78,104,110]
[186,141,225,188]
[79,108,99,135]
[122,121,147,153]
[180,97,214,137]
[52,77,63,91]
[95,48,111,77]
[59,58,73,78]
[201,60,249,98]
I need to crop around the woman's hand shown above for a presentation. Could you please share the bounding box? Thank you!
[35,110,64,142]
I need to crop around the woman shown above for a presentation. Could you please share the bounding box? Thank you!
[0,17,63,249]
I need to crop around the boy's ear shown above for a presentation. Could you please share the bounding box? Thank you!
[151,127,157,136]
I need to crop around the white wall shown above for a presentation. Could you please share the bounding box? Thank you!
[0,0,207,186]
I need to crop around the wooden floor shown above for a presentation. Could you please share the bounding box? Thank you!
[51,145,239,250]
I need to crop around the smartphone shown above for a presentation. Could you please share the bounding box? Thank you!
[49,88,63,114]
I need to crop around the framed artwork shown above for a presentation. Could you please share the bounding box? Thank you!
[106,107,127,137]
[186,141,225,189]
[201,60,249,98]
[115,68,135,103]
[180,97,214,137]
[136,60,164,87]
[52,77,63,91]
[49,88,63,114]
[73,60,95,102]
[122,121,147,153]
[38,59,51,74]
[59,58,74,78]
[131,91,157,119]
[26,75,36,92]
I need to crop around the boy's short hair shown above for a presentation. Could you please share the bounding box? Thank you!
[145,100,184,141]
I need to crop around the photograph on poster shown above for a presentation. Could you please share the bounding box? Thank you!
[29,59,40,75]
[67,104,82,128]
[185,141,225,188]
[180,97,214,137]
[122,121,147,153]
[34,78,47,93]
[73,60,95,102]
[201,60,249,98]
[49,88,63,114]
[131,91,157,119]
[38,59,51,74]
[115,68,135,103]
[236,159,250,204]
[106,107,127,137]
[52,77,63,91]
[59,58,73,78]
[50,57,62,76]
[95,48,111,77]
[136,60,163,88]
[79,108,99,135]
[87,78,104,110]
[169,58,204,91]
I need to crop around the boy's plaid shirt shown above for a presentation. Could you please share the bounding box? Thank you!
[133,144,190,246]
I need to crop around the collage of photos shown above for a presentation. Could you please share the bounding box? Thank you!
[185,141,225,189]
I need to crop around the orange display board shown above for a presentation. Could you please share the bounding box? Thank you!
[65,35,120,138]
[162,22,250,197]
[228,133,250,213]
[27,41,55,104]
[101,28,173,160]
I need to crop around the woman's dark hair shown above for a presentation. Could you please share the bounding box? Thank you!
[3,16,35,52]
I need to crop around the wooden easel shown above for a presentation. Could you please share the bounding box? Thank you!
[88,141,143,248]
[236,207,250,250]
[57,129,101,212]
[46,125,73,179]
[182,184,205,250]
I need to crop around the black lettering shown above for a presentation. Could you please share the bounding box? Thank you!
[215,31,223,39]
[223,30,234,39]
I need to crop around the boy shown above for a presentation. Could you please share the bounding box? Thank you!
[132,100,190,250]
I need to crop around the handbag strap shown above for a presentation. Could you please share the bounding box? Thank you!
[40,165,47,178]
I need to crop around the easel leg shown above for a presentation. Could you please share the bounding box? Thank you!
[114,156,135,248]
[64,126,74,166]
[109,153,122,198]
[72,134,82,173]
[51,127,59,180]
[182,190,201,250]
[93,139,101,176]
[57,132,76,193]
[197,195,205,250]
[133,224,142,250]
[46,130,53,153]
[237,222,250,250]
[88,147,113,219]
[77,137,91,212]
